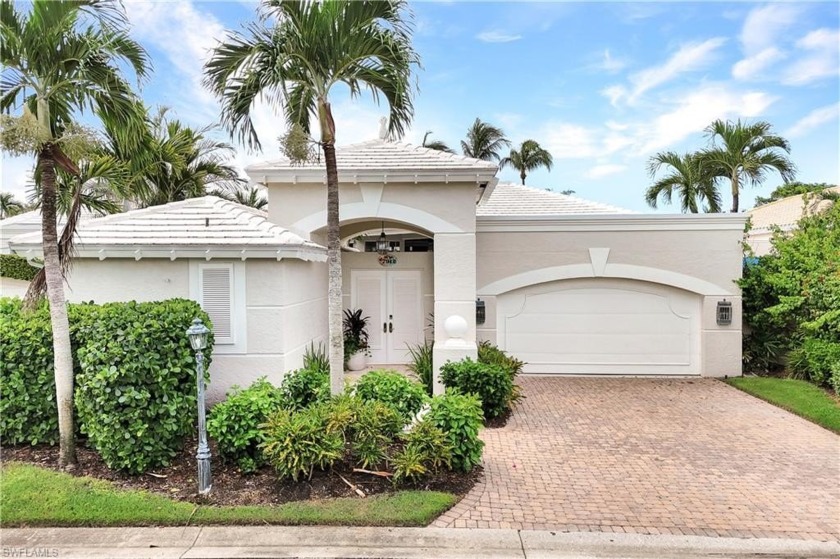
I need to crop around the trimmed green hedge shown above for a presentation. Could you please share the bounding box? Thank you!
[0,254,38,281]
[0,297,213,474]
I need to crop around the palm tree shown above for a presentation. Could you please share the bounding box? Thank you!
[1,0,149,468]
[134,108,244,207]
[0,192,26,218]
[701,119,797,213]
[500,140,553,185]
[421,130,453,153]
[645,152,722,213]
[460,118,510,162]
[211,184,268,210]
[205,0,419,394]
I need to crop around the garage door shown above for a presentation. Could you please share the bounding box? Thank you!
[497,278,701,375]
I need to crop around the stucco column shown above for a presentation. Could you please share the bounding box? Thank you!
[432,232,477,395]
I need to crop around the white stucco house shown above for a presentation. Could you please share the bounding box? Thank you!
[3,137,747,400]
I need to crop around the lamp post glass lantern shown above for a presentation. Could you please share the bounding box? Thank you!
[186,318,211,495]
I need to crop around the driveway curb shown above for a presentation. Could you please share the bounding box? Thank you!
[3,526,839,559]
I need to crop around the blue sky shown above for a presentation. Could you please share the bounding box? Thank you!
[2,0,838,212]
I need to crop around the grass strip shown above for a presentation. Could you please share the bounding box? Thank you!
[0,463,456,527]
[725,377,840,434]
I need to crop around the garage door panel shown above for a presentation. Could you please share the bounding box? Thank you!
[498,279,701,375]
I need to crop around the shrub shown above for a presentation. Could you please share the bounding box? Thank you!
[440,358,513,419]
[407,340,434,395]
[260,404,344,481]
[427,392,484,472]
[353,370,429,421]
[344,398,403,469]
[280,366,330,410]
[0,298,60,445]
[0,254,38,281]
[207,378,284,473]
[303,342,329,374]
[0,299,106,446]
[477,340,524,405]
[74,299,212,474]
[789,337,840,389]
[392,419,452,483]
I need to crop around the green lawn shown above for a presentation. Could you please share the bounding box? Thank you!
[726,377,840,434]
[0,463,457,527]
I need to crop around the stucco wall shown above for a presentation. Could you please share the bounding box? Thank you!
[55,257,328,402]
[0,277,30,298]
[476,223,744,377]
[267,181,477,236]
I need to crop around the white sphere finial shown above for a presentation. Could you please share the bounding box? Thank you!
[378,117,388,140]
[443,315,468,339]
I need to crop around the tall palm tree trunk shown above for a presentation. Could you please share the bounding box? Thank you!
[731,173,740,213]
[520,171,526,185]
[320,101,344,395]
[39,146,77,468]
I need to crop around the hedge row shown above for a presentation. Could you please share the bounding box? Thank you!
[0,254,38,281]
[0,297,213,473]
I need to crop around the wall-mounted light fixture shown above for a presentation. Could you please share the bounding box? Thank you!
[476,298,486,325]
[716,299,732,326]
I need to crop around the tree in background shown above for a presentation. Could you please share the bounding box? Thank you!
[645,152,722,213]
[134,108,244,207]
[0,0,150,468]
[753,182,834,206]
[211,184,268,210]
[460,118,510,162]
[0,192,26,218]
[701,119,796,213]
[421,130,454,153]
[206,0,419,394]
[500,139,553,185]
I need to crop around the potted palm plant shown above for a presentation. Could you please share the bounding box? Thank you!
[343,308,370,371]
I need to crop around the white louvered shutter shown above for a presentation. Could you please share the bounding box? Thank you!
[200,265,234,343]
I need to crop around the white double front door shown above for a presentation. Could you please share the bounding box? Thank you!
[351,270,423,364]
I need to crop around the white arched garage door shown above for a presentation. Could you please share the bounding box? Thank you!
[497,278,701,375]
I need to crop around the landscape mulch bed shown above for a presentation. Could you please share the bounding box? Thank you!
[3,439,481,507]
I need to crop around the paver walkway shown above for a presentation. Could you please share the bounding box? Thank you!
[433,377,840,541]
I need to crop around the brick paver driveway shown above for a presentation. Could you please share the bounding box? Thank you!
[434,377,840,541]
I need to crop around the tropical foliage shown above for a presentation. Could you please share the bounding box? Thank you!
[740,194,839,392]
[645,152,722,213]
[205,0,419,394]
[0,0,150,467]
[500,139,553,185]
[753,182,834,206]
[421,130,454,153]
[134,108,243,207]
[460,118,510,162]
[210,184,268,210]
[0,192,26,218]
[702,119,796,213]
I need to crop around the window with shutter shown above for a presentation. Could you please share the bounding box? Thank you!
[199,264,234,344]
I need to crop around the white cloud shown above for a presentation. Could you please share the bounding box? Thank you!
[540,124,600,159]
[124,0,226,123]
[595,49,628,73]
[585,164,627,179]
[732,47,786,81]
[628,38,727,102]
[782,28,840,85]
[606,38,727,105]
[739,4,801,55]
[786,103,840,138]
[636,86,776,154]
[476,30,522,43]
